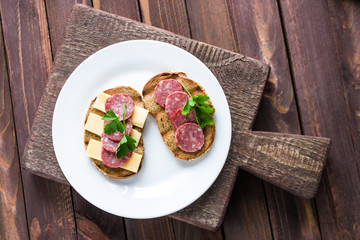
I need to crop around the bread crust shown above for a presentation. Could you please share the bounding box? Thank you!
[83,86,145,178]
[142,72,216,160]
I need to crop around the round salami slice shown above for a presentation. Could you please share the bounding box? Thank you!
[175,123,204,152]
[165,91,190,119]
[154,79,183,107]
[101,134,119,153]
[104,118,132,141]
[105,93,134,120]
[101,148,132,168]
[171,108,197,130]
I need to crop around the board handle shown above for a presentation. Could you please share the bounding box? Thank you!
[234,131,331,198]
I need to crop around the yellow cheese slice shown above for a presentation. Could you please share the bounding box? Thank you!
[92,92,148,129]
[84,113,104,136]
[130,129,142,147]
[86,139,142,173]
[130,106,149,128]
[93,92,111,112]
[85,113,143,147]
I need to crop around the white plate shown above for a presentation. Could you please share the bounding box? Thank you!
[53,40,232,218]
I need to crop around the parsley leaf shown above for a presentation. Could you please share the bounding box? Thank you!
[102,105,137,159]
[115,104,137,159]
[102,110,124,134]
[180,84,215,128]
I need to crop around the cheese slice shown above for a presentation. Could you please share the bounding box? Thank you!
[86,139,142,173]
[84,113,104,136]
[130,129,142,147]
[85,113,143,147]
[92,92,148,129]
[93,92,111,112]
[131,106,149,128]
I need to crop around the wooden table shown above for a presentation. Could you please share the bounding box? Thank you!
[0,0,359,239]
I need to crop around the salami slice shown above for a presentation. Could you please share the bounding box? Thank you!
[154,79,183,107]
[101,134,119,153]
[105,93,134,120]
[104,118,132,141]
[171,108,197,130]
[165,91,190,118]
[175,123,204,152]
[101,148,132,168]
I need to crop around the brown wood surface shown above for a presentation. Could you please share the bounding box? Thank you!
[279,0,360,238]
[19,3,331,231]
[1,0,358,239]
[0,17,28,240]
[227,0,321,239]
[185,0,319,238]
[21,4,266,231]
[0,0,76,239]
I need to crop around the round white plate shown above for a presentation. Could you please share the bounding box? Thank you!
[53,40,232,218]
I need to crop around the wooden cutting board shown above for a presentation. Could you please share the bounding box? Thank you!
[22,4,331,231]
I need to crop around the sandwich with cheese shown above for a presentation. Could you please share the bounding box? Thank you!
[84,86,149,178]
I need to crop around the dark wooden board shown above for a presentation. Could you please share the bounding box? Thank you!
[225,0,321,239]
[21,4,330,231]
[279,0,360,238]
[0,0,76,238]
[0,16,29,240]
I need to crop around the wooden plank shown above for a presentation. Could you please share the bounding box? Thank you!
[45,0,92,55]
[327,0,360,175]
[0,18,29,240]
[139,0,191,38]
[172,219,223,239]
[73,192,126,240]
[223,172,272,240]
[184,0,271,236]
[278,0,360,238]
[0,0,76,238]
[227,0,321,238]
[124,219,175,240]
[93,0,140,20]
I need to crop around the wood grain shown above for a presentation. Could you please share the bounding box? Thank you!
[139,0,191,38]
[73,191,126,240]
[227,0,322,238]
[279,0,360,238]
[45,0,92,55]
[172,219,223,240]
[0,17,28,240]
[21,4,330,231]
[235,131,330,198]
[223,171,272,240]
[21,4,267,231]
[93,0,140,20]
[0,0,76,238]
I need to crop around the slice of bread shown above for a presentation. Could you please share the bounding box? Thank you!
[84,86,145,178]
[142,72,216,160]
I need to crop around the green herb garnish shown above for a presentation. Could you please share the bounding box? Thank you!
[102,109,124,134]
[102,104,136,159]
[180,84,215,128]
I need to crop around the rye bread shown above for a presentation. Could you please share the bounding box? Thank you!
[142,72,216,160]
[84,86,145,178]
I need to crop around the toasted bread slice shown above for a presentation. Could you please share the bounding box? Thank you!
[84,86,145,178]
[142,72,215,160]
